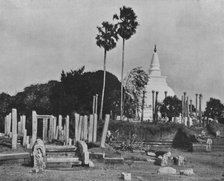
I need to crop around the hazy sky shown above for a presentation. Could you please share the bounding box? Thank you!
[0,0,224,108]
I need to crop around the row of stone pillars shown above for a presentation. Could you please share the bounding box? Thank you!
[4,109,99,149]
[151,90,167,121]
[181,92,203,126]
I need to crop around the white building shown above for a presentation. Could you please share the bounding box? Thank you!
[142,45,175,121]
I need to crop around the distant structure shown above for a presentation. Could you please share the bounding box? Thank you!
[142,45,175,121]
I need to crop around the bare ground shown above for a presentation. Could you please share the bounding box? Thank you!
[0,148,224,181]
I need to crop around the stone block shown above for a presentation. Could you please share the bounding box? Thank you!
[121,172,131,181]
[146,151,156,157]
[180,168,194,176]
[104,157,124,164]
[88,160,95,168]
[155,155,167,166]
[158,167,176,175]
[89,152,105,160]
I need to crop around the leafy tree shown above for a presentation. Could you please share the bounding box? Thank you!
[124,67,149,119]
[0,93,12,132]
[96,21,118,120]
[113,6,139,120]
[204,98,224,123]
[160,96,182,121]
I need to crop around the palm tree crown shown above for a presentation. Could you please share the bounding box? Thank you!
[96,21,118,51]
[113,6,139,40]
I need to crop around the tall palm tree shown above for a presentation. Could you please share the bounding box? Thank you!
[96,21,118,120]
[113,6,139,120]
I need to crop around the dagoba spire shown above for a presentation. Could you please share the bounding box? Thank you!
[149,45,161,76]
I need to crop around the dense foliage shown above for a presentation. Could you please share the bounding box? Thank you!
[0,68,122,131]
[204,98,224,124]
[160,96,182,121]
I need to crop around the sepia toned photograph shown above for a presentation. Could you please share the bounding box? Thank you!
[0,0,224,180]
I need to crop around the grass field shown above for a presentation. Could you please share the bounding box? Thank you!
[0,148,224,181]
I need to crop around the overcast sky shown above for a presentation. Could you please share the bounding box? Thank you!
[0,0,224,108]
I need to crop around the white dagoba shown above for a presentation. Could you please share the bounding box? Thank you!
[143,45,175,121]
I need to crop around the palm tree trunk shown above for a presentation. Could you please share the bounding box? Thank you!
[100,49,107,120]
[120,38,125,121]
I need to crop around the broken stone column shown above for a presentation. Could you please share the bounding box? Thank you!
[43,118,48,142]
[195,93,198,118]
[21,115,26,134]
[189,99,192,115]
[79,116,84,140]
[83,115,88,141]
[92,95,96,114]
[18,121,22,136]
[183,92,186,117]
[95,94,98,115]
[78,116,83,141]
[58,115,62,141]
[164,91,167,99]
[32,111,37,147]
[152,90,155,121]
[8,113,12,137]
[65,115,69,145]
[155,91,159,121]
[53,117,57,139]
[88,115,94,142]
[12,109,17,149]
[199,94,202,126]
[4,116,7,135]
[23,129,27,146]
[74,113,80,142]
[93,113,98,143]
[100,114,110,148]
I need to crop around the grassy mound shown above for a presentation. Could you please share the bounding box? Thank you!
[99,120,184,142]
[172,126,197,149]
[207,122,224,137]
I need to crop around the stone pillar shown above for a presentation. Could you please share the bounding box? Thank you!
[88,115,94,142]
[183,92,186,117]
[18,121,22,136]
[12,109,17,149]
[152,90,155,121]
[186,97,189,127]
[32,111,37,147]
[100,115,110,148]
[8,113,12,137]
[74,113,79,142]
[49,116,54,142]
[195,94,198,118]
[78,116,83,141]
[93,113,98,142]
[4,116,7,135]
[53,117,57,139]
[65,115,69,145]
[164,91,167,99]
[95,94,98,115]
[199,94,202,126]
[155,91,159,121]
[58,115,62,130]
[181,95,184,124]
[23,129,27,146]
[22,115,26,134]
[83,115,88,141]
[189,99,193,115]
[141,90,146,122]
[92,95,96,114]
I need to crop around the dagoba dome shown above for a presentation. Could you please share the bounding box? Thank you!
[143,45,175,121]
